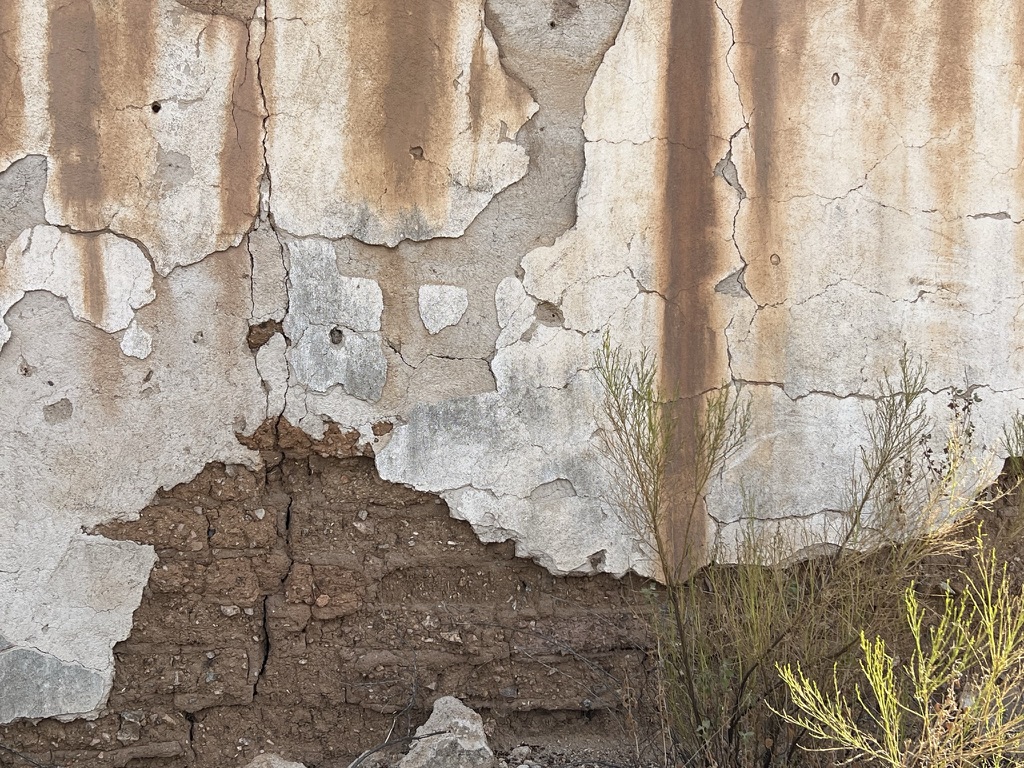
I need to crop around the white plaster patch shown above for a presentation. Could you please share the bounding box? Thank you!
[0,226,155,350]
[119,319,153,359]
[256,333,289,419]
[283,238,387,400]
[418,285,469,334]
[377,322,656,576]
[494,276,536,349]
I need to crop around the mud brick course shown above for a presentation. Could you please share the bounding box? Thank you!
[0,426,652,767]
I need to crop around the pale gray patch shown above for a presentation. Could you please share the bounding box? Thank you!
[714,269,749,298]
[284,239,387,400]
[0,155,47,258]
[155,147,194,191]
[42,397,73,425]
[0,646,108,723]
[529,478,577,502]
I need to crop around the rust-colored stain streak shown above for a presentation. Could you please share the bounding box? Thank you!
[0,1,25,158]
[468,33,488,140]
[48,0,157,320]
[47,0,159,224]
[220,21,264,237]
[931,0,975,134]
[345,0,459,228]
[80,235,107,326]
[739,0,806,201]
[47,0,104,223]
[929,0,976,263]
[659,0,718,576]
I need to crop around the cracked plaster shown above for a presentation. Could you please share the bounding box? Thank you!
[0,0,564,723]
[1,0,1023,724]
[0,226,156,350]
[380,0,1024,572]
[0,246,266,722]
[1,1,265,274]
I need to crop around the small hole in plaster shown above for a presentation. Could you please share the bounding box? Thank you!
[192,331,204,344]
[330,327,345,345]
[247,319,284,350]
[831,72,840,86]
[409,146,424,160]
[534,301,564,327]
[770,253,781,266]
[46,380,54,386]
[151,102,162,113]
[549,20,556,28]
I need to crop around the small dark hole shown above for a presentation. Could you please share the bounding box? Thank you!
[151,102,161,113]
[247,319,284,350]
[549,20,556,27]
[329,327,345,345]
[831,72,840,86]
[534,301,564,327]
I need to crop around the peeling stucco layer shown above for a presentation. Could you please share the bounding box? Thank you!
[0,1,264,274]
[378,0,1024,569]
[264,0,538,245]
[713,0,1024,548]
[0,226,155,349]
[0,247,267,721]
[378,0,741,575]
[1,0,1023,724]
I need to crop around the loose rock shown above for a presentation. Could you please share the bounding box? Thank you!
[244,754,307,768]
[399,696,495,768]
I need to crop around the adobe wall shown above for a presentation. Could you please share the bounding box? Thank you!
[1,0,1022,752]
[1,426,647,765]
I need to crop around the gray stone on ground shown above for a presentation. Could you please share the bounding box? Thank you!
[399,696,495,768]
[508,745,532,762]
[244,754,306,768]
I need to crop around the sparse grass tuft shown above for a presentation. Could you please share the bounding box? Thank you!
[596,338,1010,767]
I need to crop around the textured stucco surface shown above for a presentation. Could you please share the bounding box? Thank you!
[1,0,1022,724]
[264,0,538,245]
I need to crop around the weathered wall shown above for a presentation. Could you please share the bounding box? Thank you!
[1,0,1022,741]
[0,435,646,766]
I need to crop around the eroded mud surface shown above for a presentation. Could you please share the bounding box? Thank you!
[0,424,651,767]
